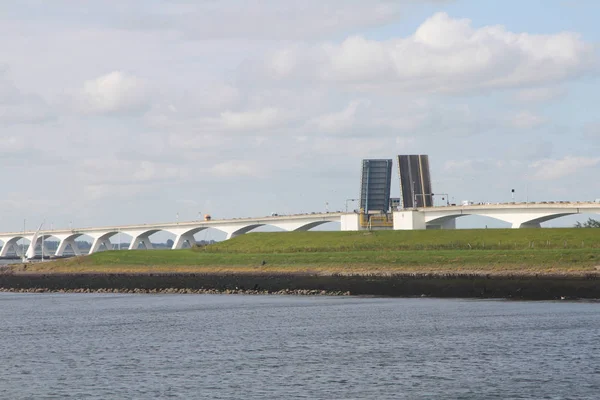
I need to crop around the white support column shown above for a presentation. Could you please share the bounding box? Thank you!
[222,224,262,240]
[129,235,153,250]
[55,240,67,257]
[0,240,13,257]
[71,241,82,255]
[101,239,113,251]
[0,240,23,257]
[172,234,197,249]
[0,238,28,257]
[89,237,113,253]
[40,241,50,258]
[514,222,542,229]
[87,232,117,254]
[28,236,51,258]
[393,211,426,230]
[55,236,83,257]
[13,243,23,258]
[89,238,103,254]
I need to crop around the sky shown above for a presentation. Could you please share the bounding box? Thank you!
[1,0,600,236]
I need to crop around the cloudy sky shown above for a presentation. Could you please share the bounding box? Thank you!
[1,0,599,234]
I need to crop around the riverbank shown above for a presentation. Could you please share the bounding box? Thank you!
[0,272,599,300]
[3,230,600,299]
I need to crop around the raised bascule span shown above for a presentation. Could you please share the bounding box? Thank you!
[1,202,600,257]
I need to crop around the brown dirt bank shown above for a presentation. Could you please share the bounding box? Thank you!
[0,272,599,300]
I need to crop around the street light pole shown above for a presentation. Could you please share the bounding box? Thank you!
[22,219,25,262]
[41,220,45,262]
[345,198,359,213]
[433,193,450,206]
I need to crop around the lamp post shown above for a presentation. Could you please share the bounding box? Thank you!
[41,220,45,262]
[412,181,417,209]
[345,198,359,213]
[21,219,25,262]
[415,193,424,208]
[433,193,450,206]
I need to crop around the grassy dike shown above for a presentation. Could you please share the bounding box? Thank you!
[3,229,600,299]
[12,229,600,275]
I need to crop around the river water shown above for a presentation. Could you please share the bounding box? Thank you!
[0,294,598,399]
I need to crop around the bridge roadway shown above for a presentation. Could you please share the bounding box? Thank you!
[0,212,344,257]
[409,201,600,230]
[0,202,599,257]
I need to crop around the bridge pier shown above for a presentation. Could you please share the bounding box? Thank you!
[129,235,153,250]
[515,222,542,229]
[0,238,25,257]
[172,234,197,249]
[89,236,115,254]
[393,211,427,230]
[56,239,82,257]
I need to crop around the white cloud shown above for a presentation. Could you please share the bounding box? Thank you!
[118,0,417,40]
[530,156,600,180]
[210,160,263,178]
[220,107,283,131]
[0,3,598,230]
[584,122,600,138]
[0,70,54,125]
[260,12,594,93]
[444,159,495,171]
[311,137,389,157]
[76,71,147,114]
[83,183,149,201]
[0,136,26,153]
[515,87,565,103]
[511,111,547,129]
[79,158,190,186]
[0,102,53,125]
[308,100,368,133]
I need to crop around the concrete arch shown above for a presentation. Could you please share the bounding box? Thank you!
[27,233,81,258]
[123,229,161,250]
[51,233,85,257]
[476,211,578,229]
[286,221,333,231]
[89,231,119,254]
[426,211,579,229]
[425,214,465,229]
[224,224,265,240]
[222,220,336,240]
[514,213,577,228]
[166,227,208,249]
[0,236,28,257]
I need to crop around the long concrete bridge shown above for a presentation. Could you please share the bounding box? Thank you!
[0,213,344,257]
[1,202,599,257]
[392,202,600,230]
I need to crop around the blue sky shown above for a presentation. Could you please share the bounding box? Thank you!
[0,0,599,237]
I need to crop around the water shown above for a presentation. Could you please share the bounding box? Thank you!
[0,294,598,399]
[0,259,21,265]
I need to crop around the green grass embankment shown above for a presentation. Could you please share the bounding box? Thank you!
[15,229,600,276]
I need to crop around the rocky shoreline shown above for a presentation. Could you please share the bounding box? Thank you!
[0,286,350,296]
[0,272,599,300]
